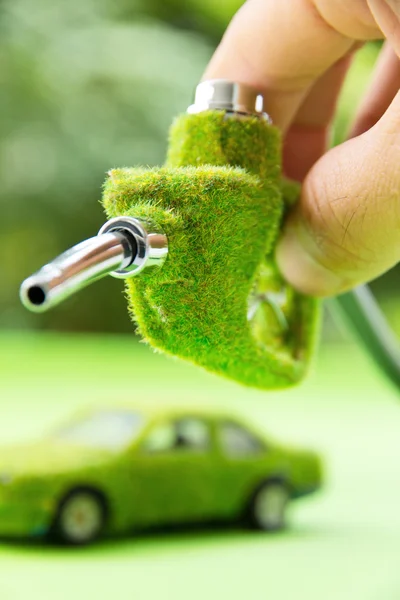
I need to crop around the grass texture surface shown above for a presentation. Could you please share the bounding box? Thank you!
[102,112,319,389]
[0,332,399,600]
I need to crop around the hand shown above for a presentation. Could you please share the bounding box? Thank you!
[204,0,400,296]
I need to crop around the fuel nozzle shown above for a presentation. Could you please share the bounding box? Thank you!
[20,217,168,313]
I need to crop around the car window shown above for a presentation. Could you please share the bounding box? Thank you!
[142,418,210,454]
[55,410,145,451]
[142,422,176,453]
[219,422,264,458]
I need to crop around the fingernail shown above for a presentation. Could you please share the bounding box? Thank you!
[275,221,345,297]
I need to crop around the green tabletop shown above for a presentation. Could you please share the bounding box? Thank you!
[0,332,399,600]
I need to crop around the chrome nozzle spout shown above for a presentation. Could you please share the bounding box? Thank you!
[20,217,168,313]
[20,232,131,313]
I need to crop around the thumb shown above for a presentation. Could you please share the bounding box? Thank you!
[276,92,400,296]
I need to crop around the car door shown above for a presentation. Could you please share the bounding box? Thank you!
[213,420,288,519]
[127,416,220,528]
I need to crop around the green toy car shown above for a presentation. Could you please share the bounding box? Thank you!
[0,405,322,544]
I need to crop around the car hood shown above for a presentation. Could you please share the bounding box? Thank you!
[0,440,115,478]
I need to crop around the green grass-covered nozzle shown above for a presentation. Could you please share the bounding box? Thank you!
[103,111,319,389]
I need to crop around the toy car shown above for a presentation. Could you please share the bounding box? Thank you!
[0,405,322,544]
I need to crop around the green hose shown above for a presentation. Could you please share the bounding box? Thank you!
[331,286,400,390]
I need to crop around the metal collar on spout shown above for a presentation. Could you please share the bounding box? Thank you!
[99,217,168,279]
[187,79,272,122]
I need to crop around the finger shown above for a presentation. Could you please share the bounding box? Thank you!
[350,42,400,137]
[283,52,356,181]
[204,0,381,130]
[367,0,400,55]
[276,90,400,296]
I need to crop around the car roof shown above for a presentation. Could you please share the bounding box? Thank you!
[83,402,252,426]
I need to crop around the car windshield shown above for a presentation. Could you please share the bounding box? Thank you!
[55,410,145,451]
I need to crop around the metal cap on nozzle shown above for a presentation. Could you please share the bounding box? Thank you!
[20,217,168,313]
[187,79,271,121]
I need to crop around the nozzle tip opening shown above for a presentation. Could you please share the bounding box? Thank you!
[20,279,50,313]
[26,285,46,307]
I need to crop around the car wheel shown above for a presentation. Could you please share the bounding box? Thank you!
[248,481,289,532]
[52,490,107,545]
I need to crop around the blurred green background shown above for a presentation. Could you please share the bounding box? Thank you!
[0,0,397,337]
